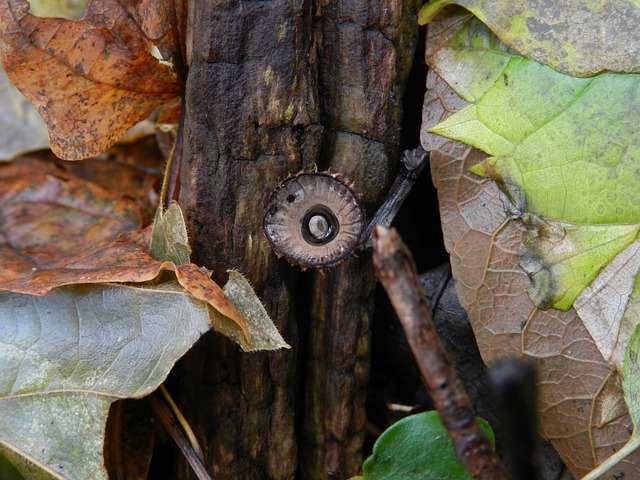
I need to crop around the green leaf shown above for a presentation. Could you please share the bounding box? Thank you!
[0,283,211,479]
[210,270,290,352]
[435,60,640,225]
[519,219,640,310]
[149,201,191,265]
[360,411,494,480]
[418,0,640,76]
[427,18,640,311]
[582,323,640,479]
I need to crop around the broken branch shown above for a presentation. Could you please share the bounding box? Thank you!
[372,226,507,480]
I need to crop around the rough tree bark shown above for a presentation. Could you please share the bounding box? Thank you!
[175,1,421,478]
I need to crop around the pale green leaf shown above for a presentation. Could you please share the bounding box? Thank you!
[0,283,211,479]
[419,0,640,77]
[210,271,290,352]
[27,0,87,19]
[427,18,640,311]
[149,201,191,265]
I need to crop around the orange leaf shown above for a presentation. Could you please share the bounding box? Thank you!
[175,264,251,341]
[0,155,249,338]
[0,0,180,160]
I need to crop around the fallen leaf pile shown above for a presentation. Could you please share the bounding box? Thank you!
[0,2,288,478]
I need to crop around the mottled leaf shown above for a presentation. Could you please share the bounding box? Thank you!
[419,0,640,77]
[173,264,250,341]
[421,15,640,476]
[49,139,164,226]
[0,0,180,160]
[0,283,212,479]
[519,220,640,310]
[0,155,248,337]
[426,16,640,313]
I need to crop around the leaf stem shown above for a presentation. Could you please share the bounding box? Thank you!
[150,387,213,480]
[581,435,640,480]
[160,384,205,462]
[418,0,451,25]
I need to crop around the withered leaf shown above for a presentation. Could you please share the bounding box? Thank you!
[210,270,291,352]
[422,68,640,478]
[422,13,640,477]
[0,0,180,160]
[0,154,249,338]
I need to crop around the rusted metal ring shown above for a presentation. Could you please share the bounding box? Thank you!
[263,172,365,268]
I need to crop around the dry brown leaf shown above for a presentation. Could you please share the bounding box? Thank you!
[422,69,640,478]
[53,138,164,224]
[0,0,180,160]
[0,154,248,337]
[174,263,250,340]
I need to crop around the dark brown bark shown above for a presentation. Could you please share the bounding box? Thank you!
[176,0,421,478]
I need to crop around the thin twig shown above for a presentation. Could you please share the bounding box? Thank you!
[362,147,429,247]
[150,389,213,480]
[372,226,507,480]
[160,384,205,462]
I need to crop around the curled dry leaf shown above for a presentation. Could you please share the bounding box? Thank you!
[0,0,180,160]
[421,15,640,476]
[0,154,249,338]
[175,264,250,341]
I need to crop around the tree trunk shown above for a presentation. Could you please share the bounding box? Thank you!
[175,1,421,478]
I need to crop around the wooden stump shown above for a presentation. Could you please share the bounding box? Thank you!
[176,1,422,478]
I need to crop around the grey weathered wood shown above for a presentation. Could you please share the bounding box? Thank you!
[177,0,421,478]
